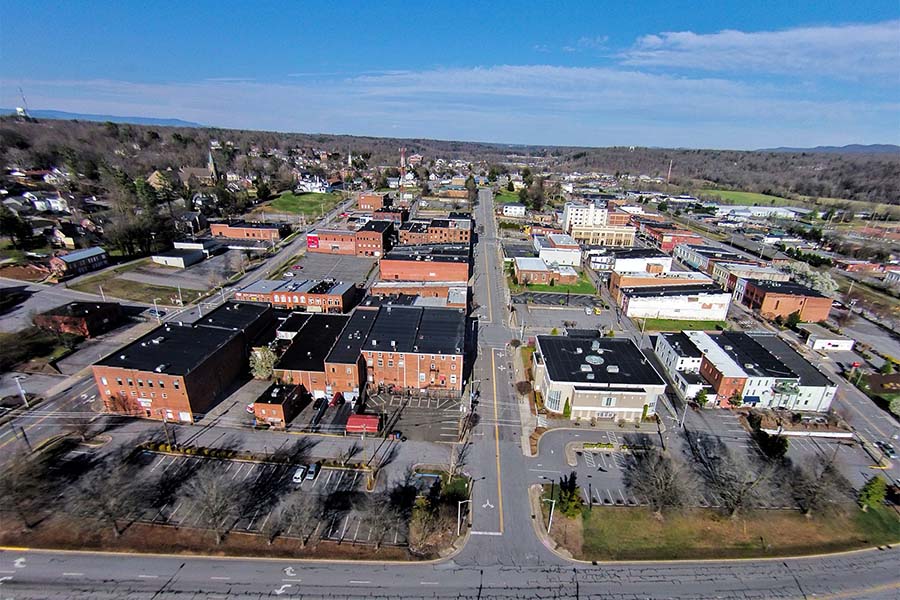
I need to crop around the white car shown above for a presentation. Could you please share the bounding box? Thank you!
[292,466,308,484]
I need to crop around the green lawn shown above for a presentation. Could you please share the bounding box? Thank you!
[509,274,597,295]
[266,192,342,216]
[494,190,521,204]
[574,506,900,561]
[695,188,793,206]
[634,318,727,331]
[69,275,183,305]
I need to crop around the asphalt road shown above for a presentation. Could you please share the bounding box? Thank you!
[1,545,898,598]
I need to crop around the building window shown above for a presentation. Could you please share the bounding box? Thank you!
[101,377,108,386]
[159,381,165,388]
[127,379,134,386]
[451,364,456,371]
[116,378,123,385]
[173,380,180,389]
[131,391,137,396]
[148,381,153,388]
[137,379,144,387]
[604,397,615,407]
[377,359,383,367]
[161,393,167,399]
[419,373,426,382]
[450,374,457,384]
[388,360,394,367]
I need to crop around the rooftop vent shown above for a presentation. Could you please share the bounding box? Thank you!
[585,355,603,365]
[724,345,733,351]
[591,340,600,351]
[579,364,592,373]
[153,364,167,373]
[152,336,165,345]
[575,347,583,354]
[606,365,620,374]
[586,373,595,380]
[371,339,377,347]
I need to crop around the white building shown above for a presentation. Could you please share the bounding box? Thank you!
[798,323,855,352]
[673,244,750,273]
[502,203,527,218]
[534,234,581,267]
[620,285,731,321]
[709,262,790,291]
[653,332,709,401]
[532,335,665,422]
[562,200,608,230]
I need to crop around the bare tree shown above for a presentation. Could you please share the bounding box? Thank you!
[71,459,144,537]
[184,467,240,545]
[622,447,692,518]
[448,441,470,479]
[687,432,773,518]
[283,493,322,548]
[64,417,95,442]
[362,492,400,550]
[338,442,362,467]
[0,453,47,529]
[792,451,852,516]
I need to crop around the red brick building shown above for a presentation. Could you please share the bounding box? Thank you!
[252,382,305,429]
[355,220,394,257]
[210,221,289,242]
[373,207,409,225]
[361,306,466,394]
[358,192,389,211]
[50,246,108,278]
[307,229,356,254]
[234,279,359,312]
[92,302,274,422]
[735,279,833,323]
[34,301,122,338]
[324,309,378,402]
[379,244,471,283]
[642,224,706,253]
[369,281,468,308]
[398,217,472,245]
[274,314,350,400]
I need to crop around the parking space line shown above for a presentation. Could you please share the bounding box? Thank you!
[593,489,603,504]
[160,456,177,473]
[231,464,245,480]
[617,489,627,504]
[584,452,596,468]
[243,465,257,480]
[339,516,351,540]
[352,518,362,542]
[149,455,167,472]
[605,489,614,504]
[223,462,233,472]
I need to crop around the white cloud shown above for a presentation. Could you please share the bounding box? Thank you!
[620,20,900,81]
[3,64,896,149]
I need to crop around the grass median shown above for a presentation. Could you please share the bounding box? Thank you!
[557,506,900,561]
[634,317,727,331]
[264,191,342,216]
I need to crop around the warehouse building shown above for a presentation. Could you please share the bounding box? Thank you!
[619,283,731,321]
[274,314,351,400]
[210,221,289,242]
[92,302,274,422]
[734,279,833,323]
[34,301,123,338]
[379,244,471,283]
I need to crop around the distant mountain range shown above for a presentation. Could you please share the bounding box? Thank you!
[759,144,899,155]
[0,108,202,128]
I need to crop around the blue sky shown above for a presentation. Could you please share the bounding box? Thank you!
[1,1,898,149]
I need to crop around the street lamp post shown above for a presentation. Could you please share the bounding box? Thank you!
[542,498,557,534]
[13,375,28,408]
[457,499,472,536]
[152,298,162,324]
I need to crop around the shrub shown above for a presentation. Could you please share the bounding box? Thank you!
[859,476,887,511]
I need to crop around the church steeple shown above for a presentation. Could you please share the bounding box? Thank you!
[208,150,219,182]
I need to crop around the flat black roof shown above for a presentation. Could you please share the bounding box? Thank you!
[621,283,725,298]
[660,332,703,358]
[537,336,664,386]
[612,248,669,259]
[256,382,298,405]
[713,332,796,379]
[326,309,378,363]
[276,314,350,372]
[42,301,120,318]
[747,333,832,387]
[358,220,393,233]
[278,313,312,333]
[366,306,465,355]
[746,279,825,298]
[357,294,419,309]
[95,302,271,375]
[400,221,429,233]
[383,244,470,263]
[216,220,287,229]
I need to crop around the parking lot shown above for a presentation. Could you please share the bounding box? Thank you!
[288,252,376,282]
[369,393,462,443]
[127,452,409,546]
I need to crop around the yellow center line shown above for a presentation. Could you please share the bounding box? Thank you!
[482,242,493,322]
[841,386,887,439]
[491,348,504,533]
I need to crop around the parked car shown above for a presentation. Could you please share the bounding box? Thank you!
[283,271,295,278]
[292,466,308,484]
[292,265,303,270]
[146,308,166,318]
[584,307,593,315]
[245,403,255,414]
[305,463,319,480]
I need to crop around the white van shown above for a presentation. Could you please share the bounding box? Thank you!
[292,466,308,484]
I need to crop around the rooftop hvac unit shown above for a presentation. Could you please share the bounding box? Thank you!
[371,339,377,346]
[591,340,600,351]
[606,365,620,373]
[154,364,168,373]
[586,373,595,380]
[580,364,592,372]
[152,336,165,344]
[724,345,733,351]
[575,347,583,354]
